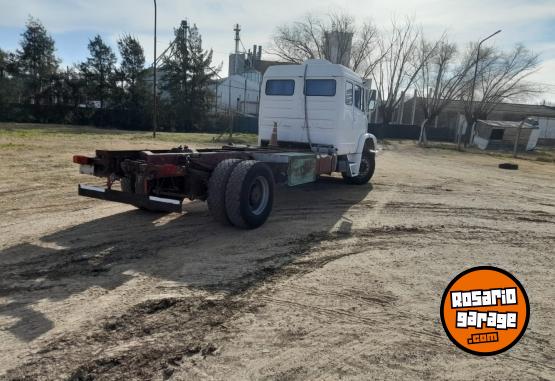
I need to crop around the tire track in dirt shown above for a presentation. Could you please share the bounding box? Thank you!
[3,225,435,380]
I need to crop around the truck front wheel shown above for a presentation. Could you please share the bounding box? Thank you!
[225,160,274,229]
[343,148,375,185]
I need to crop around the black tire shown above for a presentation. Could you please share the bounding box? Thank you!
[342,145,375,185]
[207,159,242,225]
[499,163,519,170]
[225,160,275,229]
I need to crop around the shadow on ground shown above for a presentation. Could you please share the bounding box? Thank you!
[0,176,373,343]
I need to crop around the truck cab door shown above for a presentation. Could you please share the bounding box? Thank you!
[353,84,367,137]
[344,81,355,150]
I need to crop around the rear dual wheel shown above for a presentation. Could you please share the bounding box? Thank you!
[207,159,242,224]
[208,160,274,229]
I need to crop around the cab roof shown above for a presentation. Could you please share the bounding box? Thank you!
[264,59,362,82]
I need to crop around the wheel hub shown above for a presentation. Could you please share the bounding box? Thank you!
[248,176,270,215]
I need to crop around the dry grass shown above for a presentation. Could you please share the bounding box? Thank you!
[0,123,257,147]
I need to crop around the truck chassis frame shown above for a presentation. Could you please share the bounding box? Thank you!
[74,142,369,228]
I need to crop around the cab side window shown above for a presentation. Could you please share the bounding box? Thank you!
[304,79,336,96]
[354,85,362,110]
[345,82,353,106]
[265,79,295,96]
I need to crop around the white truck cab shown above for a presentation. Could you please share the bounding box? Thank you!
[258,59,377,177]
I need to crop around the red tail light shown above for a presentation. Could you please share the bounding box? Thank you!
[73,155,93,165]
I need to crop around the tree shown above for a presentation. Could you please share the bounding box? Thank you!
[116,35,149,128]
[117,35,145,93]
[162,21,216,130]
[270,13,379,75]
[414,39,474,144]
[0,49,13,107]
[187,25,217,128]
[0,48,24,108]
[0,48,7,79]
[80,35,117,108]
[16,17,59,104]
[60,66,87,108]
[371,19,437,129]
[462,43,541,145]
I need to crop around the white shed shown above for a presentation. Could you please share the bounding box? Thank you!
[536,117,555,146]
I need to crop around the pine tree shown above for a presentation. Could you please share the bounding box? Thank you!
[0,49,10,108]
[117,35,146,105]
[162,21,190,130]
[0,49,7,79]
[80,35,117,108]
[0,49,23,108]
[162,21,216,131]
[16,17,59,104]
[117,35,148,128]
[187,25,216,129]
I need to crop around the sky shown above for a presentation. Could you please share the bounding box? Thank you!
[1,0,554,102]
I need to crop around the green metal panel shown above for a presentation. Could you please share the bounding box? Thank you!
[287,153,317,186]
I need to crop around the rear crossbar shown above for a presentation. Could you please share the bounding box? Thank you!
[78,185,182,213]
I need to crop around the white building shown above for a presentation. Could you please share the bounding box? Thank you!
[212,74,261,115]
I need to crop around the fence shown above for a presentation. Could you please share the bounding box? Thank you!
[0,103,152,130]
[368,123,457,142]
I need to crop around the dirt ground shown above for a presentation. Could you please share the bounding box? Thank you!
[0,124,554,380]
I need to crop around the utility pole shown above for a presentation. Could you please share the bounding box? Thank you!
[152,0,157,138]
[462,29,501,149]
[182,20,189,129]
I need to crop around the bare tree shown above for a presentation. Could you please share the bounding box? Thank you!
[371,18,437,129]
[270,13,379,75]
[414,39,474,145]
[462,43,541,144]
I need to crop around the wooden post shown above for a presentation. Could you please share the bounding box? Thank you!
[513,119,525,158]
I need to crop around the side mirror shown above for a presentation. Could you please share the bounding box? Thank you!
[367,90,377,111]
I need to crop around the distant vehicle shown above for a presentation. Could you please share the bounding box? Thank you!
[73,59,377,229]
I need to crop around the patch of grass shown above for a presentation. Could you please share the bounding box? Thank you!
[0,142,29,149]
[422,142,457,150]
[128,131,257,145]
[0,123,258,146]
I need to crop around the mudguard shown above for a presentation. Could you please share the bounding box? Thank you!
[346,133,377,176]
